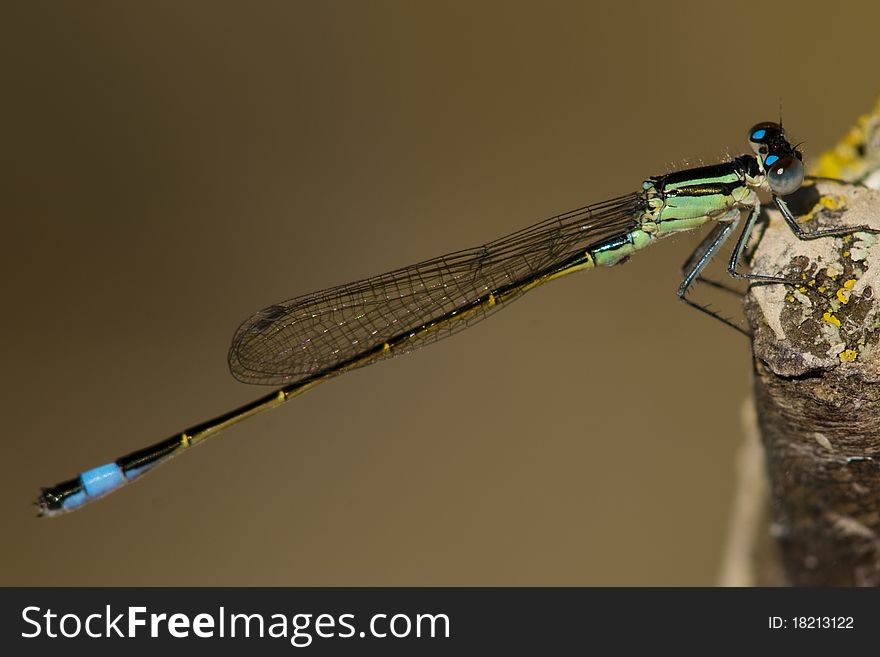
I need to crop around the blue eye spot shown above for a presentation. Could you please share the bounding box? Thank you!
[752,129,766,140]
[764,154,779,167]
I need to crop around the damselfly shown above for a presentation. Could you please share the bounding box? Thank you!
[38,121,873,516]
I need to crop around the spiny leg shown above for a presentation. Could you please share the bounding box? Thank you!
[727,204,797,285]
[728,194,875,287]
[679,208,745,296]
[773,195,876,240]
[677,219,745,333]
[681,234,742,297]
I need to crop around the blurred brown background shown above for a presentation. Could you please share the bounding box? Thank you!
[2,1,878,585]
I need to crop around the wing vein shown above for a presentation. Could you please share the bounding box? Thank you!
[228,193,644,385]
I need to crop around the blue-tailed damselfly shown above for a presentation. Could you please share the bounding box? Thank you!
[38,121,875,515]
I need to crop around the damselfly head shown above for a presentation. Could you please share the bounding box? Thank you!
[748,121,786,156]
[748,121,804,195]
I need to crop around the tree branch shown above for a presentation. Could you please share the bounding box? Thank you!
[744,182,880,585]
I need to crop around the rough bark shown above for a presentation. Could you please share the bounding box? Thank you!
[744,182,880,586]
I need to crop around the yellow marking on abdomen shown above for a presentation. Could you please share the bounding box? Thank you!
[543,256,595,284]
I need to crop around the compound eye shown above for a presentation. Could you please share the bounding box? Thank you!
[748,122,784,155]
[764,152,804,196]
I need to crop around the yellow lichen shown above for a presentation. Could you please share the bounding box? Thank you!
[820,196,846,211]
[839,349,858,363]
[823,312,841,328]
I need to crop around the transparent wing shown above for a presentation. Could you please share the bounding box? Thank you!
[229,193,644,385]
